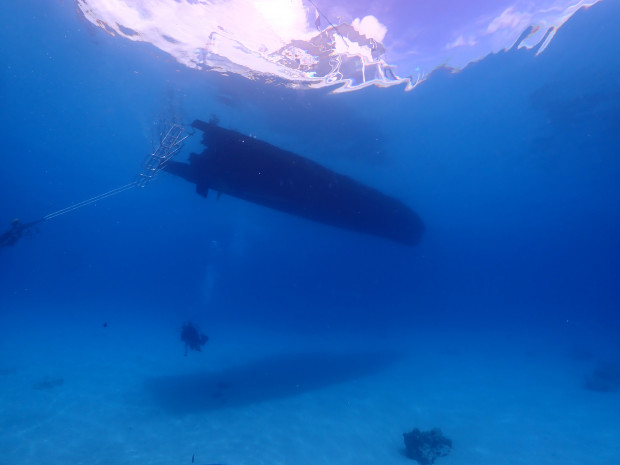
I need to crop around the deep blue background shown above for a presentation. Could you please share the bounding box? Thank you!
[1,1,619,350]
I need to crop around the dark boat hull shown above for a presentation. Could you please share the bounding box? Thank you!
[164,119,424,246]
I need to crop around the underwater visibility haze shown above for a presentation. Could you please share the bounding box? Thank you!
[1,0,619,464]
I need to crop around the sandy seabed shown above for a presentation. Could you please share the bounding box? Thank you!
[1,306,619,465]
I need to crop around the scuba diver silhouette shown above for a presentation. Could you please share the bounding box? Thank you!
[181,322,209,356]
[0,218,42,250]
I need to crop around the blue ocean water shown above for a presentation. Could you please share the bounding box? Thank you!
[1,1,619,465]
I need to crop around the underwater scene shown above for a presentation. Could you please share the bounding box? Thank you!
[1,1,619,464]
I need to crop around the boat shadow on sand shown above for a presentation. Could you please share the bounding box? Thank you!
[144,351,400,414]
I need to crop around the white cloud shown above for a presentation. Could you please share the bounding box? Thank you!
[446,34,477,49]
[351,15,387,43]
[487,7,531,34]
